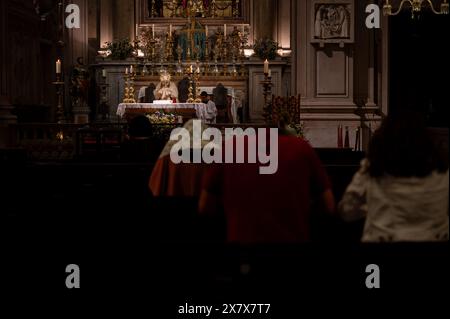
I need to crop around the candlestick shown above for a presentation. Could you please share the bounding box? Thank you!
[260,72,273,123]
[344,127,350,148]
[52,78,65,124]
[337,125,343,148]
[264,59,269,74]
[56,59,61,74]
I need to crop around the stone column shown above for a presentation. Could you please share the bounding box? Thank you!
[0,1,17,147]
[100,0,114,47]
[1,0,8,98]
[253,0,277,40]
[113,0,135,41]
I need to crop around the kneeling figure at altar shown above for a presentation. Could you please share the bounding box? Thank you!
[154,71,179,102]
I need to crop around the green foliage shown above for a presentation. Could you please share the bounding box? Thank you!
[105,38,135,60]
[253,38,279,60]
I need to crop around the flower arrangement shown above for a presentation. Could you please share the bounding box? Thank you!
[104,38,135,60]
[146,111,178,124]
[253,37,279,60]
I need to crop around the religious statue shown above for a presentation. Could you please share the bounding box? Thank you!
[154,71,179,102]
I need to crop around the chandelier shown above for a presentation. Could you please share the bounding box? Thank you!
[383,0,449,17]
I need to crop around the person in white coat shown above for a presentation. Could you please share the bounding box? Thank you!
[338,110,449,242]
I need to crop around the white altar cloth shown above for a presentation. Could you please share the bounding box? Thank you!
[117,103,208,120]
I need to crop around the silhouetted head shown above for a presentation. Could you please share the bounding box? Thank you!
[200,91,208,104]
[368,110,448,178]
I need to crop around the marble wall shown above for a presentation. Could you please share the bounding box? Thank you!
[290,0,384,149]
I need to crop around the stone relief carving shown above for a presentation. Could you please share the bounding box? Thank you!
[311,1,354,44]
[314,4,350,39]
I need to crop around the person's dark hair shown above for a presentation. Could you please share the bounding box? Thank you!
[368,110,448,178]
[128,115,153,138]
[200,91,208,97]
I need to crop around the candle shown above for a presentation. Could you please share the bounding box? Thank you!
[205,25,208,37]
[102,69,107,78]
[125,67,129,75]
[56,59,61,74]
[130,65,134,74]
[152,24,155,38]
[169,24,172,35]
[264,59,269,74]
[190,65,193,73]
[268,69,272,77]
[224,24,227,36]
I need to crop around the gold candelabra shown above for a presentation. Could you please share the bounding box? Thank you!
[167,31,175,62]
[194,69,202,103]
[233,0,240,18]
[123,72,136,104]
[187,66,195,103]
[240,27,248,76]
[204,38,210,75]
[211,0,217,17]
[383,0,449,17]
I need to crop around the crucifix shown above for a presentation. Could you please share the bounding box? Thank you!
[179,16,206,62]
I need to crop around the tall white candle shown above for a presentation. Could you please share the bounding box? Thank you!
[102,69,107,78]
[169,24,172,35]
[264,59,269,74]
[56,59,61,74]
[130,65,134,74]
[224,24,227,36]
[125,67,129,75]
[268,69,272,77]
[152,24,155,38]
[205,25,208,37]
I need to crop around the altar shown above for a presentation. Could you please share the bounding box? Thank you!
[117,103,209,121]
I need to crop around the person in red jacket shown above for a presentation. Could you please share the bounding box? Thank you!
[199,129,335,243]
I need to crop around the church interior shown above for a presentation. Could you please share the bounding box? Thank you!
[1,0,449,304]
